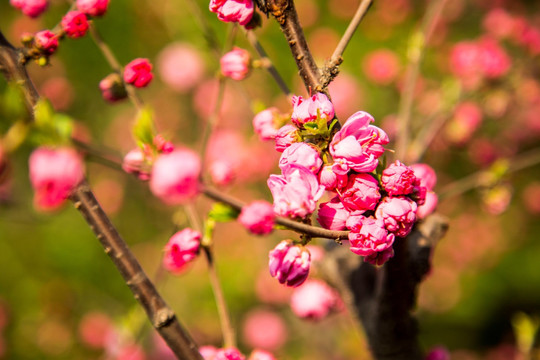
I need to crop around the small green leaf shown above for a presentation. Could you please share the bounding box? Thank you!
[133,106,156,148]
[53,114,74,143]
[208,203,240,222]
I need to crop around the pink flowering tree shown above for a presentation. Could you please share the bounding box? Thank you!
[1,0,540,359]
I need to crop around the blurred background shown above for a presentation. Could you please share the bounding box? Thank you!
[1,0,540,358]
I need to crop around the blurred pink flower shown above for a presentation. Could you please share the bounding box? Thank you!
[99,73,128,103]
[157,43,205,92]
[149,149,201,205]
[339,173,381,213]
[381,160,417,196]
[124,58,153,88]
[76,0,109,17]
[242,309,287,350]
[200,345,219,360]
[220,47,251,81]
[291,93,334,127]
[328,72,363,119]
[317,196,350,230]
[290,279,341,320]
[522,182,540,215]
[274,124,298,153]
[278,142,322,175]
[425,346,450,360]
[209,160,235,186]
[29,147,84,211]
[416,191,438,219]
[445,101,483,145]
[78,312,114,349]
[375,196,417,237]
[346,215,395,264]
[238,200,275,235]
[61,11,89,38]
[163,228,201,274]
[410,163,437,191]
[483,8,515,39]
[478,37,511,79]
[116,343,146,360]
[248,349,276,360]
[209,0,254,26]
[363,49,400,85]
[215,347,246,360]
[252,108,280,141]
[269,240,310,287]
[10,0,48,18]
[122,149,150,181]
[40,76,74,110]
[34,30,58,55]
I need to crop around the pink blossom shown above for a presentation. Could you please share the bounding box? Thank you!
[215,347,246,360]
[34,30,58,55]
[220,47,251,81]
[200,345,219,360]
[445,101,483,145]
[268,240,310,287]
[253,108,280,141]
[290,93,334,127]
[410,163,437,191]
[329,111,388,174]
[274,124,298,153]
[10,0,48,18]
[317,197,350,230]
[149,149,201,205]
[248,349,276,360]
[123,58,153,88]
[416,191,438,219]
[318,164,347,191]
[520,24,540,55]
[278,142,322,175]
[482,8,515,39]
[346,215,395,264]
[209,0,254,26]
[29,147,84,211]
[375,197,417,237]
[157,43,205,92]
[290,279,341,320]
[153,135,175,153]
[78,312,114,349]
[267,164,324,218]
[478,37,511,79]
[450,41,481,79]
[339,173,381,213]
[209,160,235,186]
[242,309,287,350]
[364,248,394,266]
[238,200,275,235]
[61,11,89,38]
[76,0,109,17]
[163,228,201,274]
[362,49,400,85]
[122,148,150,181]
[425,346,450,360]
[116,344,146,360]
[381,160,417,196]
[99,73,127,102]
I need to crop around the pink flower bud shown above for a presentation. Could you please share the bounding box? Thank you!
[163,228,201,274]
[200,345,218,360]
[29,147,84,211]
[416,191,438,219]
[339,173,381,213]
[153,135,175,153]
[381,160,418,196]
[269,240,310,287]
[317,197,350,230]
[220,47,251,81]
[346,215,395,264]
[122,149,150,181]
[76,0,109,17]
[123,58,153,88]
[253,108,280,141]
[248,349,276,360]
[157,43,205,93]
[290,279,341,320]
[410,163,437,191]
[267,164,325,219]
[215,347,246,360]
[10,0,48,18]
[274,124,298,153]
[149,149,201,205]
[375,197,417,237]
[61,11,89,38]
[318,164,348,191]
[278,142,322,175]
[291,93,334,127]
[363,49,400,85]
[238,200,275,235]
[209,0,254,26]
[34,30,58,55]
[99,73,127,102]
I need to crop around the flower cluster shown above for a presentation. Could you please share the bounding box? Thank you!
[209,0,254,27]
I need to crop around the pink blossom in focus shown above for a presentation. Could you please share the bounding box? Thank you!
[445,101,483,145]
[123,58,153,88]
[29,147,84,211]
[267,164,325,218]
[381,160,417,196]
[416,191,438,219]
[34,30,58,55]
[253,108,280,141]
[242,309,287,350]
[339,173,381,213]
[122,149,150,181]
[149,149,201,205]
[318,164,347,191]
[10,0,48,18]
[268,240,311,287]
[163,228,201,274]
[274,124,298,153]
[375,196,417,237]
[61,11,89,38]
[209,0,254,26]
[99,73,127,102]
[248,349,276,360]
[483,8,515,39]
[291,93,334,127]
[200,345,218,360]
[157,43,205,92]
[290,279,341,320]
[346,215,395,264]
[330,111,389,174]
[362,49,400,85]
[317,196,350,230]
[238,200,275,235]
[215,347,246,360]
[76,0,109,17]
[410,163,437,191]
[279,142,322,175]
[220,47,251,81]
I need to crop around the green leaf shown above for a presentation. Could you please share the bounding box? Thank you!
[34,98,55,129]
[132,106,156,148]
[52,114,74,143]
[208,203,240,222]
